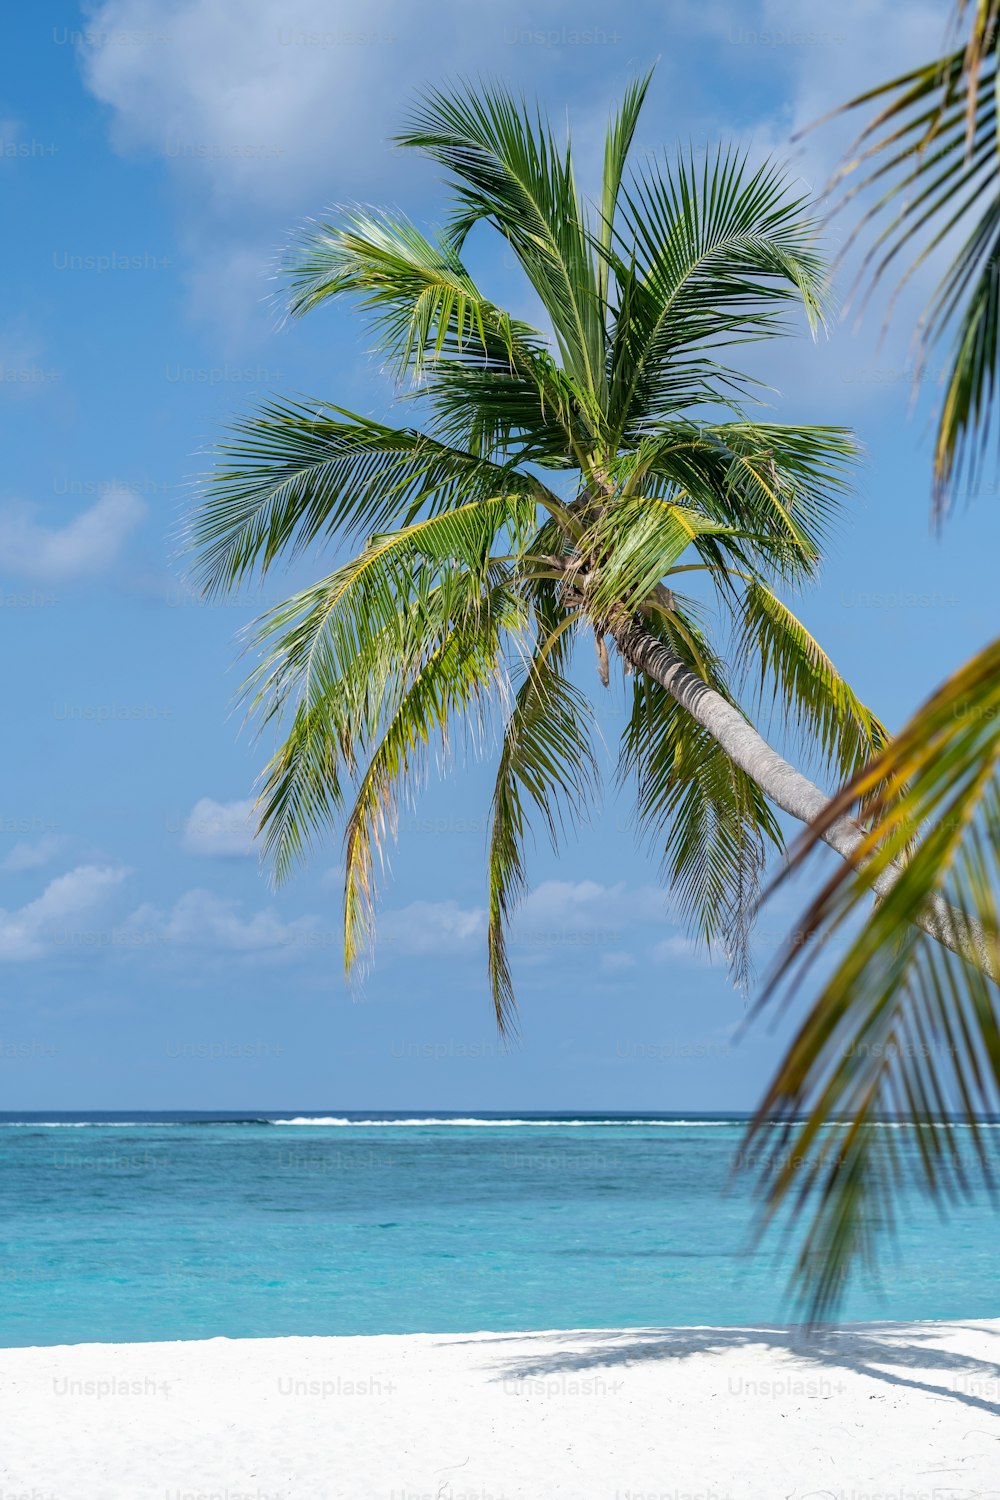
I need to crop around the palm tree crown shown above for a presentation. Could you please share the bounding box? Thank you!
[191,73,887,1033]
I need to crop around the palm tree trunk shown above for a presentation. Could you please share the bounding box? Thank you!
[611,615,999,979]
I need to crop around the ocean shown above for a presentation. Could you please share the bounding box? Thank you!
[2,1112,997,1347]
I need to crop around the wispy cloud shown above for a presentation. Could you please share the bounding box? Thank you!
[649,934,716,967]
[76,0,463,341]
[79,0,461,209]
[182,798,257,858]
[124,889,334,956]
[0,836,65,875]
[0,865,129,961]
[364,880,678,962]
[517,880,668,931]
[74,0,641,342]
[0,486,145,581]
[379,899,487,956]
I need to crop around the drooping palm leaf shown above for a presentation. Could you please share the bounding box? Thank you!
[244,503,532,883]
[737,580,891,790]
[618,613,783,990]
[487,613,600,1031]
[192,402,550,594]
[630,420,858,581]
[748,635,1000,1320]
[820,2,1000,514]
[342,584,523,974]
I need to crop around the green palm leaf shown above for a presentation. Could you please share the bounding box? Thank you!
[628,420,857,581]
[343,583,522,974]
[396,82,607,411]
[284,207,557,388]
[488,616,599,1031]
[737,580,891,788]
[191,401,557,594]
[748,636,1000,1321]
[619,614,784,989]
[607,149,827,443]
[821,2,1000,513]
[596,68,656,309]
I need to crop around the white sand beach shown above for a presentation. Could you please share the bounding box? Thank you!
[2,1319,999,1499]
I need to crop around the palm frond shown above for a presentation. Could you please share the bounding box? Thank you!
[251,559,516,884]
[342,583,521,974]
[931,198,1000,502]
[284,207,562,391]
[596,68,655,309]
[737,580,891,789]
[191,402,547,594]
[487,606,599,1031]
[607,149,828,442]
[243,497,534,749]
[255,697,348,884]
[628,421,858,582]
[825,4,1000,514]
[417,350,589,468]
[748,635,1000,1320]
[583,497,734,620]
[243,494,534,886]
[396,81,606,412]
[619,612,784,988]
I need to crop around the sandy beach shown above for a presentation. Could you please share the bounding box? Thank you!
[2,1319,999,1499]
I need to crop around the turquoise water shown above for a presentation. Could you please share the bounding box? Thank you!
[1,1112,997,1347]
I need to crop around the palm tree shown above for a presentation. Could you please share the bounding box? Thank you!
[192,74,904,1030]
[745,3,1000,1321]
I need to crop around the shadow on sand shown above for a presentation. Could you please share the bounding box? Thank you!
[441,1321,1000,1421]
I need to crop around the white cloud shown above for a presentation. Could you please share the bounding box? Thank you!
[0,486,145,581]
[182,797,257,857]
[379,899,486,956]
[0,865,129,961]
[78,0,458,209]
[124,889,334,955]
[181,241,283,348]
[367,881,675,962]
[74,0,635,341]
[0,836,65,874]
[507,879,678,966]
[118,877,689,968]
[517,879,668,932]
[75,0,464,340]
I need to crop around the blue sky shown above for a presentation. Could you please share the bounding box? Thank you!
[0,0,991,1112]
